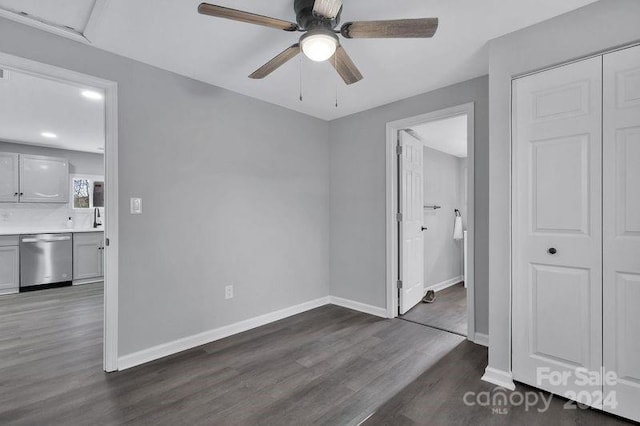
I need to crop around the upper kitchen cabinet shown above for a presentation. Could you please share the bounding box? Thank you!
[0,153,19,203]
[19,154,69,203]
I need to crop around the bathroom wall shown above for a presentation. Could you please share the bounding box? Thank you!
[0,141,104,229]
[422,146,466,288]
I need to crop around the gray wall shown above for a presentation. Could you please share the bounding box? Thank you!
[487,0,640,373]
[0,141,104,175]
[422,146,464,287]
[329,76,489,334]
[0,18,330,356]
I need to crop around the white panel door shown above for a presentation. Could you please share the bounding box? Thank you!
[512,57,603,404]
[0,152,19,203]
[19,154,68,203]
[603,45,640,422]
[399,131,424,315]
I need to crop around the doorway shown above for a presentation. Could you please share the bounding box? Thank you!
[0,52,118,371]
[386,103,476,341]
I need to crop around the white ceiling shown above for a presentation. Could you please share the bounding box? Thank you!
[0,69,105,153]
[0,0,598,120]
[411,115,467,158]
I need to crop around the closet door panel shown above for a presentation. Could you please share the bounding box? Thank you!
[512,56,603,405]
[603,45,640,423]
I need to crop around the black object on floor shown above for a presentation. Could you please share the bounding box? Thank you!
[422,290,436,303]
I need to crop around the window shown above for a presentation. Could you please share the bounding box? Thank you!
[73,178,90,208]
[70,174,104,209]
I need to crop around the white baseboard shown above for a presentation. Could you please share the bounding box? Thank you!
[119,294,392,371]
[424,275,464,294]
[474,332,489,347]
[118,296,330,371]
[329,296,388,318]
[481,367,516,391]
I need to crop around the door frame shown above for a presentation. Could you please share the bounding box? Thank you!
[0,51,119,372]
[385,102,476,341]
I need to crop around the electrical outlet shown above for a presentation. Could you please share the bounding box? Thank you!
[225,285,234,300]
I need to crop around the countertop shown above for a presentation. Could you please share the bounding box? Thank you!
[0,227,104,236]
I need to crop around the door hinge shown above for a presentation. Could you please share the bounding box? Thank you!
[396,212,403,222]
[396,145,403,155]
[397,280,403,289]
[105,238,110,247]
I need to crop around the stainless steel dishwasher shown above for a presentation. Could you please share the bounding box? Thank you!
[20,233,73,291]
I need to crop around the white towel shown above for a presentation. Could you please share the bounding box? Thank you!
[453,215,464,240]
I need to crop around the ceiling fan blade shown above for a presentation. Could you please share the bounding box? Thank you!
[330,45,363,85]
[249,44,301,79]
[198,3,298,32]
[313,0,342,19]
[341,18,438,39]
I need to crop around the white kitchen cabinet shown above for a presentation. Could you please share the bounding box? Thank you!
[0,236,19,295]
[19,154,68,203]
[73,232,104,283]
[0,153,19,203]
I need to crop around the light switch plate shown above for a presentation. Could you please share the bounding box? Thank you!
[130,197,142,214]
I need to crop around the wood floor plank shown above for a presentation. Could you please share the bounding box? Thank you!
[0,284,631,425]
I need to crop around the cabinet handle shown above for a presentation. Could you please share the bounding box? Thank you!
[14,192,18,196]
[19,193,23,196]
[548,247,557,255]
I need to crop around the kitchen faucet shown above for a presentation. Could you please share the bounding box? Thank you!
[93,207,102,228]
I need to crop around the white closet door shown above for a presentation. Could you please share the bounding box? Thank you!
[603,45,640,422]
[399,131,424,314]
[512,56,603,404]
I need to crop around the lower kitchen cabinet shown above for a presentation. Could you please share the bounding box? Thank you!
[0,236,19,294]
[73,232,104,283]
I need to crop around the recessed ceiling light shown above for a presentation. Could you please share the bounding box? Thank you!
[41,132,57,139]
[81,90,104,100]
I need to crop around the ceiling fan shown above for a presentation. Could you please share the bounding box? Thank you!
[198,0,438,85]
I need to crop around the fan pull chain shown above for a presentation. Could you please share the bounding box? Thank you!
[299,55,303,102]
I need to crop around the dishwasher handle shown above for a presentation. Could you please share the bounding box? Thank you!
[21,235,72,243]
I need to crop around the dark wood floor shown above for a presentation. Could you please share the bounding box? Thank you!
[0,284,630,425]
[402,282,467,336]
[365,344,631,425]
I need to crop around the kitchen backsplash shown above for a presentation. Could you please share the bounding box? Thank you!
[0,203,104,230]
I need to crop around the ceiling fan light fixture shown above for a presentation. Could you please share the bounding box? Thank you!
[300,29,338,62]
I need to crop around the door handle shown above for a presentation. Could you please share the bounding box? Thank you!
[421,227,428,231]
[548,247,557,255]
